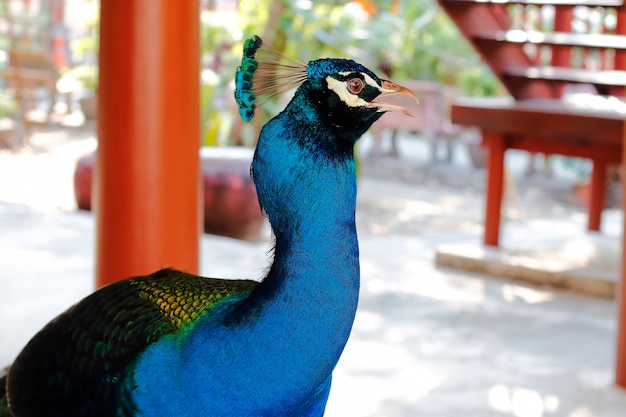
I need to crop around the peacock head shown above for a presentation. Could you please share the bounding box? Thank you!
[301,58,417,136]
[234,35,417,135]
[237,37,417,222]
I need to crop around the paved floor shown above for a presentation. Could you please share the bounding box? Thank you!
[1,126,626,416]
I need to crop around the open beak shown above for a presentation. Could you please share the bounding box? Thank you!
[368,80,419,117]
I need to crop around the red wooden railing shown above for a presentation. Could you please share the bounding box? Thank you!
[439,0,626,99]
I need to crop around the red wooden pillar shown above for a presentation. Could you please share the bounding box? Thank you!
[617,128,626,387]
[551,7,572,68]
[587,160,606,232]
[96,1,201,287]
[551,7,572,97]
[615,8,626,73]
[615,0,626,390]
[50,0,67,69]
[483,132,506,247]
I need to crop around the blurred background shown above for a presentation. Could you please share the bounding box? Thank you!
[0,0,501,149]
[2,1,626,416]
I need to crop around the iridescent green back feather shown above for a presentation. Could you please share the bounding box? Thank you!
[132,269,256,331]
[4,269,257,417]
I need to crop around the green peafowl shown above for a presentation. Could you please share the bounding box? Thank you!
[0,35,417,417]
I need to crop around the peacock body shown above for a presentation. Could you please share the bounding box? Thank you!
[1,35,416,417]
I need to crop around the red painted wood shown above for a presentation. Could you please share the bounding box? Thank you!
[506,66,626,95]
[617,134,626,388]
[483,132,506,246]
[442,0,623,5]
[616,8,626,71]
[439,0,626,98]
[504,138,621,163]
[452,96,624,247]
[475,30,626,50]
[452,97,625,148]
[552,7,573,67]
[96,0,201,286]
[436,0,555,99]
[587,161,606,231]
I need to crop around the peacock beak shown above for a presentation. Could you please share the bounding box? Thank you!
[368,80,419,117]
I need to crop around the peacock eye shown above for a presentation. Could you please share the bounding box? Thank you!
[346,78,364,95]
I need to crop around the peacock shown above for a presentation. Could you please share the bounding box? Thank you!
[0,35,417,417]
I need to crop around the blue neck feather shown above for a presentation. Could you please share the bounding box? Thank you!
[243,77,361,377]
[132,80,361,416]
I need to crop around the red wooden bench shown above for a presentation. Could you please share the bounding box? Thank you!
[452,95,625,246]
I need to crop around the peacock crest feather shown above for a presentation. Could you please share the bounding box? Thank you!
[234,35,308,122]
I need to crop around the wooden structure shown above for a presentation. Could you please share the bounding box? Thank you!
[0,51,60,126]
[436,0,626,387]
[452,95,625,245]
[0,0,67,142]
[96,0,201,286]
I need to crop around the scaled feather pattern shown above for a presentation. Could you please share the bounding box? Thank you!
[1,35,417,417]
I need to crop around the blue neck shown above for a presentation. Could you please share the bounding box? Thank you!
[224,101,361,405]
[132,92,362,416]
[246,103,361,356]
[250,137,361,338]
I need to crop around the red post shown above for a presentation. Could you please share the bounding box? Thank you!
[617,130,626,387]
[96,1,201,287]
[50,0,67,69]
[551,7,573,97]
[551,7,572,68]
[484,132,506,247]
[587,160,606,232]
[616,0,626,389]
[615,8,626,72]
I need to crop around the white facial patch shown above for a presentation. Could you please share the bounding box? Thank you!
[327,73,382,108]
[362,73,382,89]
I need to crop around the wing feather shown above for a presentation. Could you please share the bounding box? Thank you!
[5,268,257,417]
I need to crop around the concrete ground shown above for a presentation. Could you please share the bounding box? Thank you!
[1,125,626,416]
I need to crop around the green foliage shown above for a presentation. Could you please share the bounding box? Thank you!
[0,89,16,117]
[70,4,98,60]
[200,10,243,146]
[234,0,501,96]
[71,36,98,62]
[201,0,504,144]
[64,0,99,90]
[62,65,98,91]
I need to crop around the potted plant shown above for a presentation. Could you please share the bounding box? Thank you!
[62,64,97,119]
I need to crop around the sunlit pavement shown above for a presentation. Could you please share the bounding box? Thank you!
[1,127,626,416]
